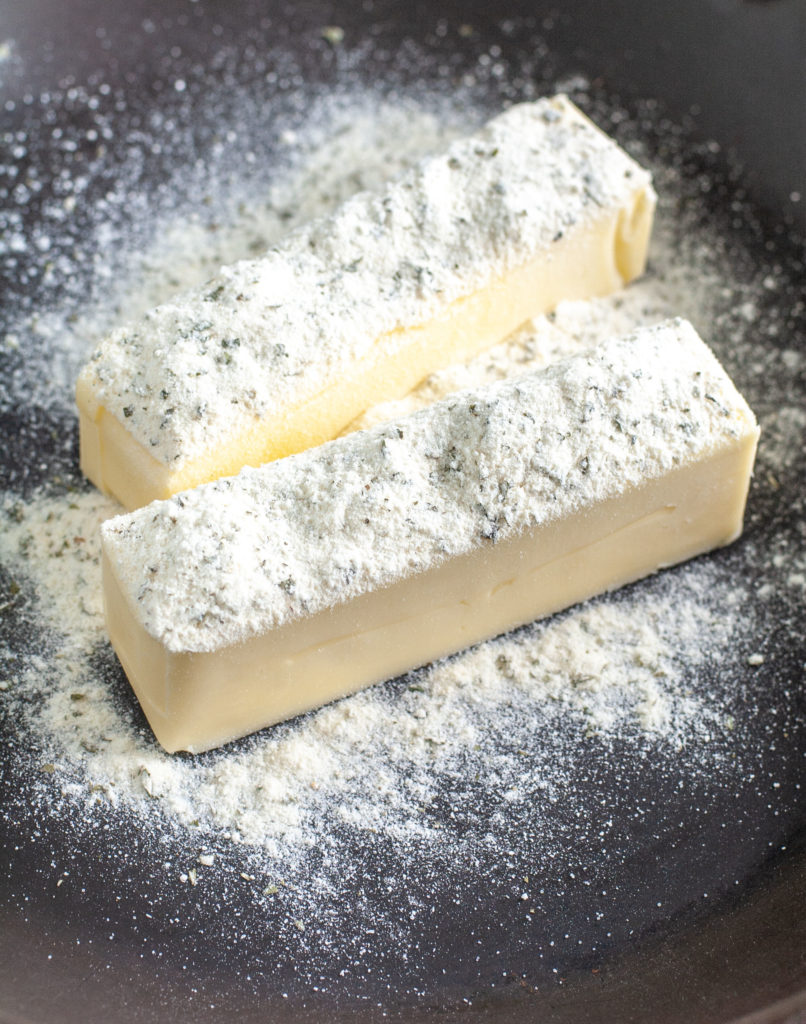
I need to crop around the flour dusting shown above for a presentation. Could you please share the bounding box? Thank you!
[1,484,737,854]
[103,319,755,663]
[1,64,804,1003]
[77,96,653,473]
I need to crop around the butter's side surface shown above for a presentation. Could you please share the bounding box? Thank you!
[101,319,759,753]
[78,94,656,510]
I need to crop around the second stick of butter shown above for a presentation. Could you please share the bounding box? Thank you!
[101,319,758,753]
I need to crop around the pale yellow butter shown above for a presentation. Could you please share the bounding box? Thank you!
[101,320,758,753]
[78,96,655,510]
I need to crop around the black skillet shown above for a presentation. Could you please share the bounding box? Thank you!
[1,1,804,1021]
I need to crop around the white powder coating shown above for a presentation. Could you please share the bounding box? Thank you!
[3,84,802,965]
[344,293,681,433]
[77,94,654,468]
[0,484,734,849]
[101,318,756,654]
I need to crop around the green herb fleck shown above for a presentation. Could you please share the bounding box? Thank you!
[321,25,344,44]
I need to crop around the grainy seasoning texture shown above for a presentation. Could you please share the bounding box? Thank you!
[103,319,756,651]
[0,481,735,850]
[77,95,653,468]
[0,24,804,1013]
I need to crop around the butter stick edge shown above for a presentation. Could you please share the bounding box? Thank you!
[104,430,757,754]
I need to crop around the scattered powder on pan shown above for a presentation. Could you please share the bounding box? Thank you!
[0,483,734,855]
[1,86,804,896]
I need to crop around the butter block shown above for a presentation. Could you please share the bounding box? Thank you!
[101,319,758,753]
[78,95,656,510]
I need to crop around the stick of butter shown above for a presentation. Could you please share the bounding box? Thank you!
[78,95,656,510]
[101,319,758,753]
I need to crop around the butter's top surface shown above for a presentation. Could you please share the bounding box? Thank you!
[101,319,758,654]
[79,95,654,469]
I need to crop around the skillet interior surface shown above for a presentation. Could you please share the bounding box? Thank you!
[1,1,804,1021]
